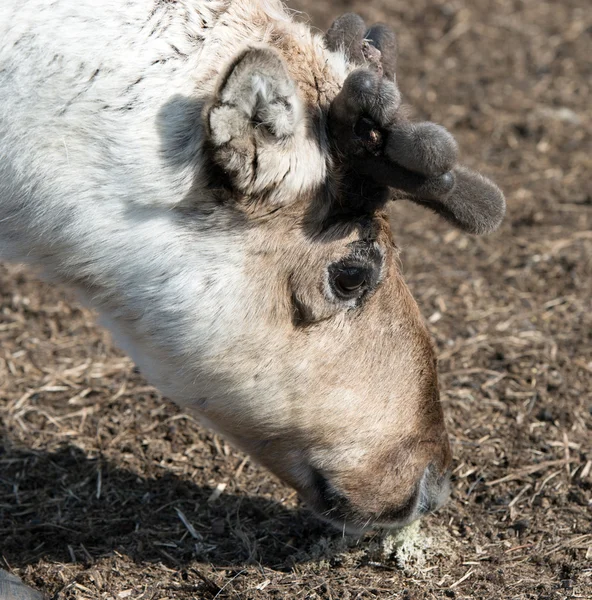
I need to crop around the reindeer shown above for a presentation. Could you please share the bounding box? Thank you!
[0,0,505,542]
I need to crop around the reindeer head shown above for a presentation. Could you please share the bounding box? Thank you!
[192,13,504,531]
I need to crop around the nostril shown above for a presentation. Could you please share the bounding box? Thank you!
[417,466,451,515]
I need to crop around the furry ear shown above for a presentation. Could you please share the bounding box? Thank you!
[205,47,305,196]
[208,47,301,142]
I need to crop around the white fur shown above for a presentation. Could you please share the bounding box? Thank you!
[0,0,324,404]
[0,0,451,530]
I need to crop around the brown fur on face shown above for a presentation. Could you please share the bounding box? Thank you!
[197,1,471,529]
[193,199,452,529]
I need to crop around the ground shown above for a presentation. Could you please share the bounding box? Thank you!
[1,0,591,598]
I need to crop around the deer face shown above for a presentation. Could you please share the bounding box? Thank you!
[208,213,453,531]
[185,205,452,530]
[184,18,503,530]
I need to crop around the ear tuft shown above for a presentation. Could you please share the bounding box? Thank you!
[209,47,301,145]
[250,74,296,137]
[205,46,325,204]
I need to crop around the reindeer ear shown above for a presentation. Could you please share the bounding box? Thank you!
[206,47,305,196]
[208,47,301,142]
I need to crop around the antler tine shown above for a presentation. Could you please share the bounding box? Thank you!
[354,153,505,234]
[329,69,401,157]
[353,152,457,200]
[326,15,506,234]
[419,167,506,234]
[324,13,393,77]
[329,69,454,195]
[325,13,367,64]
[365,24,398,80]
[330,82,505,232]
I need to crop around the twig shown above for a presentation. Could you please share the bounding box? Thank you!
[213,569,246,599]
[448,567,474,589]
[486,459,576,487]
[175,508,202,540]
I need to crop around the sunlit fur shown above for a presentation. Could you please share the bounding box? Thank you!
[0,0,451,530]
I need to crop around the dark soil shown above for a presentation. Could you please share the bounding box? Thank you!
[1,0,590,598]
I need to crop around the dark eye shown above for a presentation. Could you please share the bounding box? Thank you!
[331,267,368,300]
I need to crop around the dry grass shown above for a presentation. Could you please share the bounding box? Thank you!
[1,0,591,598]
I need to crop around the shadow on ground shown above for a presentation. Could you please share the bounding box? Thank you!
[0,439,339,572]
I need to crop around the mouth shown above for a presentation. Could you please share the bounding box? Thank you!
[300,466,451,533]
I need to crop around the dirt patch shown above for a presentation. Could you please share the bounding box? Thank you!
[1,0,591,598]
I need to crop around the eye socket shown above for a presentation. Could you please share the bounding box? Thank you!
[327,241,384,305]
[331,266,368,300]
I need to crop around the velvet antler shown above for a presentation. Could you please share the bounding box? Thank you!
[325,15,505,235]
